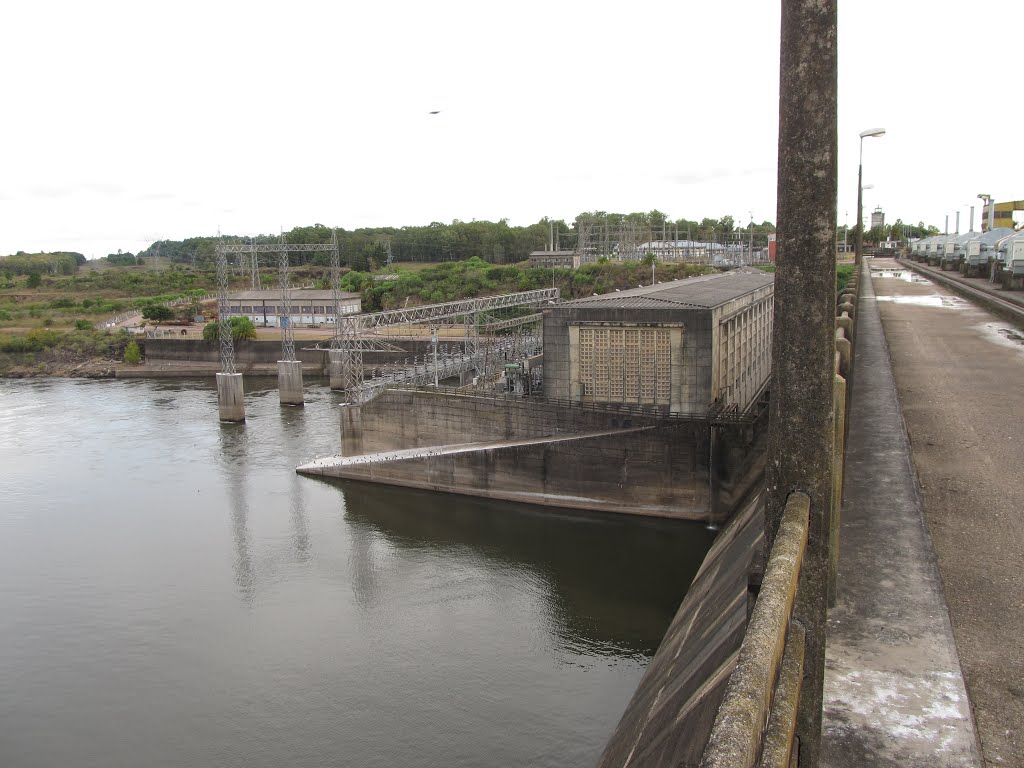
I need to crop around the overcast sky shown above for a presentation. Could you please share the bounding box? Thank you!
[2,0,1020,259]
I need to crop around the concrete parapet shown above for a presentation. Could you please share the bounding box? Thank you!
[829,374,847,607]
[598,493,765,767]
[700,493,809,768]
[278,360,304,406]
[216,372,245,422]
[758,621,805,768]
[834,332,851,378]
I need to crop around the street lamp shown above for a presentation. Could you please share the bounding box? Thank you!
[978,193,993,232]
[856,127,885,264]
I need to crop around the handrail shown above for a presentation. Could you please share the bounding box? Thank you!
[700,492,809,768]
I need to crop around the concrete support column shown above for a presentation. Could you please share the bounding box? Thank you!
[328,349,345,391]
[216,372,246,422]
[278,360,304,406]
[340,404,363,456]
[768,0,837,764]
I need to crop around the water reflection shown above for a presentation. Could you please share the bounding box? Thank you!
[1,377,719,768]
[333,481,714,656]
[217,422,256,602]
[278,405,314,564]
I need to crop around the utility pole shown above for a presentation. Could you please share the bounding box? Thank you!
[748,212,754,265]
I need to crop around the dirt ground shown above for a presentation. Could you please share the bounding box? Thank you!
[872,259,1024,767]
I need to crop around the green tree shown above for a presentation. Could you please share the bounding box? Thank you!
[142,305,174,326]
[27,272,42,288]
[203,316,256,343]
[124,340,142,364]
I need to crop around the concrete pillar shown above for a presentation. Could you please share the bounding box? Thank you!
[278,360,304,406]
[768,0,837,763]
[340,404,363,456]
[328,349,345,391]
[216,372,245,422]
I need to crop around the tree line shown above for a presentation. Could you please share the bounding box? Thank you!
[133,211,780,271]
[0,251,87,278]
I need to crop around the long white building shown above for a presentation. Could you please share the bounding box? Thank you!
[223,289,361,327]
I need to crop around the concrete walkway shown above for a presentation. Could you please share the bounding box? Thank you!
[821,263,981,767]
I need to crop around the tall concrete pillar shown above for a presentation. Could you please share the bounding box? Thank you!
[278,360,304,406]
[216,372,245,422]
[767,0,837,763]
[340,404,363,457]
[328,349,345,391]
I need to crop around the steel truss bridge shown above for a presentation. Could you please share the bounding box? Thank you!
[326,289,557,403]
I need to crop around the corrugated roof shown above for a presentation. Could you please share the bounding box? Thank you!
[561,267,774,309]
[227,290,360,301]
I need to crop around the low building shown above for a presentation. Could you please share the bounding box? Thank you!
[223,289,361,327]
[636,240,712,261]
[528,250,579,269]
[543,268,774,414]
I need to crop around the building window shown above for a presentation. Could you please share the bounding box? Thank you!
[579,326,671,405]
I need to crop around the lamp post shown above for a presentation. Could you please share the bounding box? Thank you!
[978,193,993,232]
[856,127,885,265]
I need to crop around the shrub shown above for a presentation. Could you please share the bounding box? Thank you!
[26,273,42,288]
[74,319,93,331]
[124,340,142,364]
[202,316,256,343]
[26,328,61,348]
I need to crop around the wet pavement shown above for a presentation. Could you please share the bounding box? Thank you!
[868,258,1024,766]
[822,260,980,767]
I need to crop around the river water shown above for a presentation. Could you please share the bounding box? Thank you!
[0,378,713,768]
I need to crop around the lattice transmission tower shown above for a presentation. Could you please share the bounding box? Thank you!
[249,238,261,289]
[277,234,296,361]
[215,241,236,374]
[574,217,595,264]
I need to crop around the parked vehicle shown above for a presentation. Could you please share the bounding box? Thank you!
[962,228,1015,277]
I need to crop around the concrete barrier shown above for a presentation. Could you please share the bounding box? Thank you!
[700,492,810,768]
[597,493,765,767]
[830,373,847,608]
[698,259,860,766]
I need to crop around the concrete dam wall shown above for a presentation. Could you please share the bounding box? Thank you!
[300,425,713,519]
[301,390,767,523]
[358,389,673,452]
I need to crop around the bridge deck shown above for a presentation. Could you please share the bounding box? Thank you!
[822,260,981,766]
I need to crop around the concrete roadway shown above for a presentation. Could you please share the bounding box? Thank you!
[873,258,1024,766]
[827,258,1023,767]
